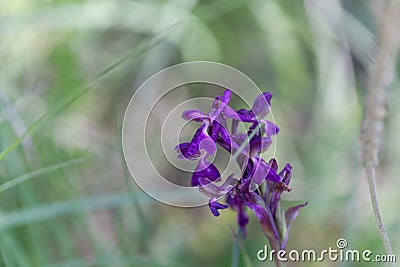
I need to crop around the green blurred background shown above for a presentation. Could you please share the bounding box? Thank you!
[1,0,399,266]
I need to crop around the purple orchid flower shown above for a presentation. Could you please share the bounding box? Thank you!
[175,89,306,265]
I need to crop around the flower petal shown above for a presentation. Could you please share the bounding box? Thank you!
[182,109,207,121]
[259,137,273,153]
[191,160,221,186]
[269,164,292,215]
[218,126,231,149]
[268,158,278,172]
[236,109,256,122]
[252,92,272,118]
[227,194,249,238]
[249,134,262,157]
[237,206,249,237]
[175,142,201,159]
[243,192,281,248]
[209,200,228,217]
[209,90,232,120]
[177,125,216,160]
[198,174,238,197]
[249,158,268,192]
[279,164,292,185]
[198,137,217,156]
[262,120,279,136]
[282,202,308,248]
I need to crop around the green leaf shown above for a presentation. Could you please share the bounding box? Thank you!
[0,158,84,193]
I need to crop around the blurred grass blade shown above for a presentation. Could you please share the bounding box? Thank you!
[0,194,134,231]
[0,158,84,193]
[229,226,253,267]
[194,0,247,20]
[0,20,183,163]
[0,190,193,230]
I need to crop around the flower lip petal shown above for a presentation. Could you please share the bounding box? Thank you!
[175,142,201,160]
[209,200,228,216]
[177,124,217,160]
[198,137,217,156]
[191,160,221,186]
[198,174,238,198]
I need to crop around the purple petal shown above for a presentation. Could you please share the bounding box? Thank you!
[259,137,273,153]
[250,158,275,192]
[198,136,216,156]
[279,164,292,185]
[252,92,272,118]
[198,174,238,197]
[269,164,293,216]
[265,163,281,183]
[209,120,221,140]
[237,205,249,230]
[218,126,231,149]
[282,202,308,248]
[243,192,281,248]
[209,90,232,120]
[221,89,231,104]
[237,206,249,237]
[230,134,251,156]
[236,109,256,122]
[178,125,216,159]
[231,120,239,135]
[223,105,238,119]
[209,200,228,217]
[263,159,281,203]
[182,109,207,121]
[262,120,279,136]
[227,194,249,238]
[175,142,201,159]
[249,134,262,157]
[268,158,279,172]
[223,108,256,123]
[191,160,221,186]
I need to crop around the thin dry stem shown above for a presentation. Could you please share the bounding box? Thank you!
[360,0,400,258]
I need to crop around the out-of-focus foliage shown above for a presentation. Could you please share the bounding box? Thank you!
[1,0,399,266]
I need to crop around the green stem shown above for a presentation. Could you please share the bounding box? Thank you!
[230,228,241,267]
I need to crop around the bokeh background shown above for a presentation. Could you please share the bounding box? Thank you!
[1,0,399,266]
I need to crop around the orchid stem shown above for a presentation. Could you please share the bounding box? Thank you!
[230,228,241,267]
